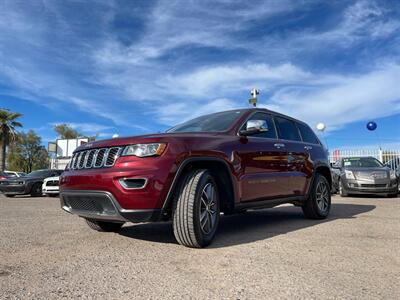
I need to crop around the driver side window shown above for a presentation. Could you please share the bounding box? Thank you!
[242,112,277,139]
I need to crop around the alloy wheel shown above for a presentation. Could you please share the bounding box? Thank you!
[199,182,217,234]
[316,181,329,212]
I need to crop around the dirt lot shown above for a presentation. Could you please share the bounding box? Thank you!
[0,194,399,299]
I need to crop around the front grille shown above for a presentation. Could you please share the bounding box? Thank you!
[68,147,122,170]
[355,171,387,180]
[360,184,387,188]
[62,193,117,215]
[46,180,59,187]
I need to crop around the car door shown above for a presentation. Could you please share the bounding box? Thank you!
[296,122,324,194]
[236,112,291,202]
[274,116,308,196]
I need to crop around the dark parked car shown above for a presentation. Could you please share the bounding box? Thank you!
[0,171,12,180]
[60,108,332,248]
[332,157,398,197]
[0,169,63,197]
[330,164,341,193]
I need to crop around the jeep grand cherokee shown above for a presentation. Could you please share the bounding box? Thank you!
[60,108,332,248]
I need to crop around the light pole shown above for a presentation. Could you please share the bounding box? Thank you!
[249,88,259,107]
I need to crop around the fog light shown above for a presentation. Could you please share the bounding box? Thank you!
[119,178,147,189]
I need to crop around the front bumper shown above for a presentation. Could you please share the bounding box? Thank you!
[42,186,59,194]
[60,154,176,210]
[343,178,398,194]
[60,190,162,223]
[0,183,29,195]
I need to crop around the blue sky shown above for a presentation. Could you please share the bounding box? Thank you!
[0,0,399,150]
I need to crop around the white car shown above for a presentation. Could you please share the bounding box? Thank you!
[42,176,60,197]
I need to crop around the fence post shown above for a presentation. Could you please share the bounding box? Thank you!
[378,148,383,163]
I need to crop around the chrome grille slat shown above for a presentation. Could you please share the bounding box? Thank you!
[94,148,107,168]
[105,147,120,167]
[85,150,96,168]
[78,151,87,169]
[73,153,81,169]
[68,147,121,170]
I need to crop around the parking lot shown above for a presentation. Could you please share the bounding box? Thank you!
[0,194,399,299]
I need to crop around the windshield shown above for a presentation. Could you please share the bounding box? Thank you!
[26,170,52,177]
[342,157,383,168]
[167,110,245,133]
[5,172,17,178]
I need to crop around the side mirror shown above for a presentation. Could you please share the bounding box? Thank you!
[239,120,268,136]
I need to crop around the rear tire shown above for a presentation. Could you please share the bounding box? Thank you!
[302,173,331,219]
[173,169,220,248]
[30,183,43,197]
[5,194,15,198]
[85,219,124,232]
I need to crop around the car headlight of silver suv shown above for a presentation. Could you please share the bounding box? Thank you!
[390,170,397,180]
[121,143,166,157]
[344,170,355,179]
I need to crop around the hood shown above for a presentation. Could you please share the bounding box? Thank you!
[344,167,389,173]
[8,176,40,181]
[44,176,59,181]
[4,177,30,183]
[345,167,390,179]
[9,175,50,181]
[75,132,224,152]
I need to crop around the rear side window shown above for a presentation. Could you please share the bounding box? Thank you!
[297,122,320,144]
[241,112,277,139]
[274,117,301,141]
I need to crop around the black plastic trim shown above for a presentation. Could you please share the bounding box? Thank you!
[161,156,236,214]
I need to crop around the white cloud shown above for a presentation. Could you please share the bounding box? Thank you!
[265,63,400,130]
[0,0,399,139]
[155,98,238,124]
[64,122,113,133]
[161,63,311,98]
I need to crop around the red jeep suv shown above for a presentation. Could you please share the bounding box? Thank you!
[60,108,331,248]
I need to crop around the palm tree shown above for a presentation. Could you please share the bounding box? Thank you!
[0,109,23,171]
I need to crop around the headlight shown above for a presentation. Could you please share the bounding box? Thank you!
[121,143,166,157]
[344,170,355,179]
[390,170,397,180]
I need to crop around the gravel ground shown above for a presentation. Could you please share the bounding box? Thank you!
[0,194,399,299]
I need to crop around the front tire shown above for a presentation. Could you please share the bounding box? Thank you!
[338,179,348,197]
[302,173,331,219]
[173,169,220,248]
[85,219,124,232]
[30,183,43,197]
[5,194,15,198]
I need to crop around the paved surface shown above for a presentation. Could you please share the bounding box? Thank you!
[0,194,399,299]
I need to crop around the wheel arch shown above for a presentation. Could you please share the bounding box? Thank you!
[162,157,237,217]
[315,165,332,188]
[306,164,332,198]
[30,181,43,191]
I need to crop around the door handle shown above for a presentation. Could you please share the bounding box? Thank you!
[304,145,313,150]
[274,143,285,149]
